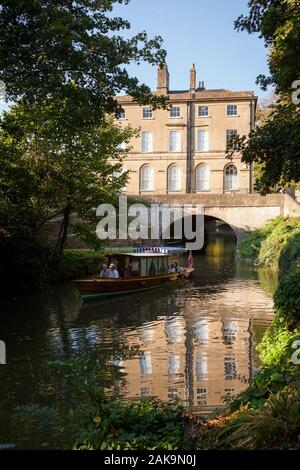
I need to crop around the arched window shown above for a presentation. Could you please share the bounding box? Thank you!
[140,165,154,191]
[168,164,181,191]
[224,164,238,190]
[196,164,209,191]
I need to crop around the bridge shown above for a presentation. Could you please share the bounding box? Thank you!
[136,193,300,243]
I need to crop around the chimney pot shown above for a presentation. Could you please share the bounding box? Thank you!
[190,64,196,92]
[157,64,169,94]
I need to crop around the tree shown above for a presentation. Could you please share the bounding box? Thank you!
[0,0,167,121]
[0,101,137,293]
[235,0,300,94]
[227,0,300,193]
[0,0,167,294]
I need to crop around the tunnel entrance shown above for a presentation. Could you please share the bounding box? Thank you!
[165,215,237,252]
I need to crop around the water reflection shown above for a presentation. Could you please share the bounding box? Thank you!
[0,236,276,416]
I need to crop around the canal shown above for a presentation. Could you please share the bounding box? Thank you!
[0,235,277,444]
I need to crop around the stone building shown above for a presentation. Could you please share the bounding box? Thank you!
[116,64,257,195]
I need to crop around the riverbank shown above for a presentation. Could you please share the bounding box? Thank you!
[188,216,300,449]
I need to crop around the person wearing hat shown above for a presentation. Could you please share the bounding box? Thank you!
[100,263,110,278]
[108,264,120,279]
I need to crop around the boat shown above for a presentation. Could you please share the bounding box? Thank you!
[72,249,195,302]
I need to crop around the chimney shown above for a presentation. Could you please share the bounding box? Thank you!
[190,64,196,93]
[198,81,205,91]
[157,64,169,94]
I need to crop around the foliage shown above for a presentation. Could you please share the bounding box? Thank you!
[258,217,300,267]
[60,250,105,281]
[9,405,74,450]
[0,0,168,295]
[74,398,192,451]
[0,0,167,115]
[1,354,192,450]
[227,103,300,194]
[228,1,300,193]
[0,102,135,295]
[235,0,300,94]
[256,317,295,365]
[201,387,300,450]
[238,216,283,262]
[274,267,300,321]
[279,232,300,276]
[0,216,52,296]
[238,217,300,268]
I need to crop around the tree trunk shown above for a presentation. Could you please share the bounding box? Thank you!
[56,205,71,260]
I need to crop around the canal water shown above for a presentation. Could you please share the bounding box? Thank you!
[0,235,277,429]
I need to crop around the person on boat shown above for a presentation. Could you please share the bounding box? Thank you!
[174,262,179,272]
[108,264,120,279]
[100,263,110,278]
[168,263,176,273]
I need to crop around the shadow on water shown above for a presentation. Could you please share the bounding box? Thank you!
[0,233,277,433]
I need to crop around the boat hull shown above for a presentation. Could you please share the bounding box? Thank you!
[72,269,194,302]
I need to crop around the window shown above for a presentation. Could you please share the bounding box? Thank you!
[224,164,238,190]
[169,131,181,152]
[168,164,181,191]
[168,388,179,399]
[195,353,208,381]
[117,110,126,120]
[198,106,208,117]
[197,387,207,406]
[226,129,238,148]
[196,164,209,191]
[168,355,180,375]
[139,351,152,375]
[170,106,180,118]
[142,107,153,119]
[227,104,238,116]
[142,131,153,153]
[140,165,154,191]
[198,130,209,152]
[224,356,237,381]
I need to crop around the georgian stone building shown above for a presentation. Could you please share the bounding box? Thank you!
[116,64,257,195]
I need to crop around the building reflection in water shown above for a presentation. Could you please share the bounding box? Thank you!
[121,305,262,414]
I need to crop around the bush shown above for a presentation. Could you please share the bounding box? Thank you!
[258,217,300,268]
[274,267,300,322]
[279,232,300,277]
[74,398,193,450]
[202,387,300,450]
[238,217,300,268]
[60,249,105,280]
[238,217,282,262]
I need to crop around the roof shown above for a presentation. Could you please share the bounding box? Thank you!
[110,252,169,258]
[117,89,256,104]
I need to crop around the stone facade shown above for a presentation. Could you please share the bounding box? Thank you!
[116,64,257,195]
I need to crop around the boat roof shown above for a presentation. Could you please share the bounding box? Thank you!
[110,252,169,258]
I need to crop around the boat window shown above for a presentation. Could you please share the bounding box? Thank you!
[148,257,157,276]
[140,257,147,276]
[131,259,139,275]
[159,257,168,274]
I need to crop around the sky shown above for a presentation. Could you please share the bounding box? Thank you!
[0,0,270,112]
[111,0,270,100]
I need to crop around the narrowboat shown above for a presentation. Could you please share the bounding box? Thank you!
[72,249,194,302]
